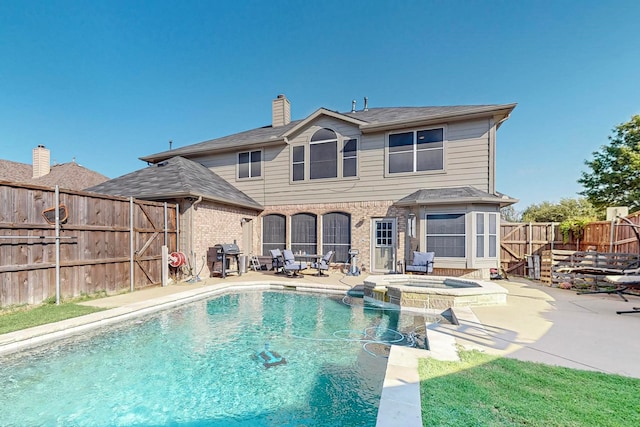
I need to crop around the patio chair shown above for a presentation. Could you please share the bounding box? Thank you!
[269,249,285,273]
[405,251,435,274]
[282,249,307,277]
[311,250,334,276]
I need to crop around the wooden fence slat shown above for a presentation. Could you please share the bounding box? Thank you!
[0,183,178,306]
[501,218,640,278]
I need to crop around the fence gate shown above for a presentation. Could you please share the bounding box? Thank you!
[0,183,178,307]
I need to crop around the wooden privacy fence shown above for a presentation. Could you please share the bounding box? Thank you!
[501,212,640,279]
[0,182,178,307]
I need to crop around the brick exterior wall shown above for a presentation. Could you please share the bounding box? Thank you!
[178,200,258,277]
[257,200,410,273]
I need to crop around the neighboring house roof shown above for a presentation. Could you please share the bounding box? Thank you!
[0,160,109,190]
[396,186,518,207]
[86,156,263,210]
[139,104,516,163]
[0,160,32,183]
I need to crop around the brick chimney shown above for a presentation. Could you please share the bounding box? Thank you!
[32,145,51,178]
[272,94,291,127]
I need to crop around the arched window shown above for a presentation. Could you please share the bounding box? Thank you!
[322,212,351,263]
[310,128,338,179]
[262,214,286,256]
[291,213,317,254]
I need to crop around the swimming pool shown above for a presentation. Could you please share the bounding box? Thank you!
[0,291,430,426]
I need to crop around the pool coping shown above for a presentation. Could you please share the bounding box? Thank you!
[0,280,452,427]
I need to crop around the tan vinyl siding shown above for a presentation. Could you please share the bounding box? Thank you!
[202,117,492,206]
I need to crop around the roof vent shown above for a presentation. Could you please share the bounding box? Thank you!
[351,99,356,113]
[363,97,369,111]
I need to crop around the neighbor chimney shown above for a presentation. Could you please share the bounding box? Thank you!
[32,145,51,178]
[272,94,291,127]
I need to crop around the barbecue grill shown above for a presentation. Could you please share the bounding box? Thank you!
[209,243,242,278]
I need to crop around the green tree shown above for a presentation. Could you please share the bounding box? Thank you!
[500,205,521,222]
[521,198,599,223]
[579,115,640,211]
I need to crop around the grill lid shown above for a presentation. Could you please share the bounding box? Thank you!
[215,243,241,253]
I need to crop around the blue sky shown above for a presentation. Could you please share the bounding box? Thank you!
[1,0,639,211]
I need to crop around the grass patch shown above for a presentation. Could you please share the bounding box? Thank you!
[0,301,105,335]
[420,350,640,426]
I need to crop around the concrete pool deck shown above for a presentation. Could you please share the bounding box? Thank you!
[2,271,640,426]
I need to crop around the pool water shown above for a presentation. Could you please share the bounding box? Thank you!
[0,291,430,426]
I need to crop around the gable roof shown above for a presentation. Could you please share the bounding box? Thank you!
[396,186,518,207]
[139,103,516,164]
[86,156,263,210]
[0,159,109,190]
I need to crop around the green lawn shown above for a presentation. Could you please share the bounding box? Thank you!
[0,302,105,335]
[420,350,640,426]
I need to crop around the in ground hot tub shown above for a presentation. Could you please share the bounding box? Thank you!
[363,275,508,311]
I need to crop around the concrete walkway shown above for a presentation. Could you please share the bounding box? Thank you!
[434,277,640,378]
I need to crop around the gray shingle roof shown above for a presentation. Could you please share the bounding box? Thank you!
[343,105,505,124]
[86,156,263,210]
[0,160,31,182]
[139,121,300,163]
[396,186,518,207]
[140,104,516,163]
[0,160,109,191]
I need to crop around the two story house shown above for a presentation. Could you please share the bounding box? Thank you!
[88,95,517,278]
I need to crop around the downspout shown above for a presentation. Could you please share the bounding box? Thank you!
[190,197,203,269]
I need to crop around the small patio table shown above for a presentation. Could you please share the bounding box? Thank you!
[294,253,325,276]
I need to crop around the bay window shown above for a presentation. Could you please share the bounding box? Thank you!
[426,213,465,257]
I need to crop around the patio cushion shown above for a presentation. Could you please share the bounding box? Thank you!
[413,251,428,266]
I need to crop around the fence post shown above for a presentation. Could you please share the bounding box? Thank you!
[164,202,168,246]
[129,198,134,293]
[55,185,61,305]
[162,245,168,287]
[609,217,616,253]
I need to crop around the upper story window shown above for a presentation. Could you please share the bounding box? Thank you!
[292,128,358,182]
[388,127,444,174]
[238,150,262,179]
[343,139,357,177]
[310,128,338,179]
[292,146,305,181]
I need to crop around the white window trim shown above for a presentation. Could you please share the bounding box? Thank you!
[424,212,466,259]
[385,125,447,177]
[290,130,360,183]
[475,212,498,259]
[237,149,263,180]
